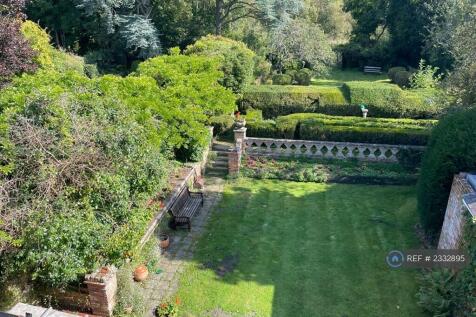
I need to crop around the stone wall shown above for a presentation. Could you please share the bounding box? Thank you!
[244,137,425,163]
[438,173,475,249]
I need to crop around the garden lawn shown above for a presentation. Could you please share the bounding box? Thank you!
[176,179,426,317]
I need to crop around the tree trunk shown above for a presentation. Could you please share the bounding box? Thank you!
[215,0,223,35]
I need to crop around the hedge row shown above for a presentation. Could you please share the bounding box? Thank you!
[240,82,443,119]
[342,82,441,118]
[246,113,436,145]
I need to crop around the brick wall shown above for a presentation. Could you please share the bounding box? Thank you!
[85,266,117,316]
[438,173,475,249]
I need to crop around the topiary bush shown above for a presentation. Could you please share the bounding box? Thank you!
[393,70,412,88]
[417,106,476,234]
[294,68,312,85]
[388,66,407,82]
[272,74,293,85]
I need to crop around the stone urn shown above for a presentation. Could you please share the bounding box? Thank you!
[235,119,246,129]
[159,233,170,249]
[361,108,368,118]
[134,265,149,282]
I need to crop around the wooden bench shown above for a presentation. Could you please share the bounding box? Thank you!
[168,186,204,231]
[363,66,382,74]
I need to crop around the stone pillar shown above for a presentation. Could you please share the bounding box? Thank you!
[234,127,247,144]
[85,266,117,316]
[438,173,475,249]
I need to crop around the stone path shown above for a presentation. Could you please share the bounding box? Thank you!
[143,176,226,314]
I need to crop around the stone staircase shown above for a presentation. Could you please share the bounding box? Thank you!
[206,141,233,177]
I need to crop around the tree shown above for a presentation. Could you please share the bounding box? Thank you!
[270,18,335,74]
[26,0,87,50]
[214,0,260,35]
[185,35,256,93]
[0,0,37,84]
[426,0,476,106]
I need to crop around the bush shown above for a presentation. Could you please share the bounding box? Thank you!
[84,63,99,78]
[393,70,412,88]
[410,60,443,89]
[418,107,476,233]
[246,113,435,145]
[208,114,234,135]
[294,69,312,85]
[185,35,255,93]
[272,74,293,85]
[388,66,407,82]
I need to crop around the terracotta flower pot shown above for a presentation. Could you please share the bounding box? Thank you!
[134,265,149,282]
[159,234,170,249]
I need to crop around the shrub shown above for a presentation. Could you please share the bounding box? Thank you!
[84,63,99,78]
[417,107,476,233]
[388,66,407,82]
[21,21,85,75]
[294,69,312,85]
[185,35,255,93]
[410,59,443,89]
[393,70,412,88]
[208,114,234,135]
[272,74,293,85]
[247,113,435,145]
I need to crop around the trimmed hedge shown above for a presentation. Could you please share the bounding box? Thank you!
[342,81,442,118]
[241,82,443,119]
[246,113,436,145]
[241,85,350,118]
[418,107,476,234]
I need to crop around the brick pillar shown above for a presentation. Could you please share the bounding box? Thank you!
[85,266,117,316]
[228,143,242,175]
[438,173,475,249]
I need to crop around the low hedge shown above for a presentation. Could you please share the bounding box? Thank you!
[241,83,443,119]
[246,113,436,145]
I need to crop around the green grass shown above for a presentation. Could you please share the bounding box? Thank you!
[312,69,390,86]
[176,179,426,317]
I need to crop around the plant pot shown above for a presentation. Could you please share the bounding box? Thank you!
[134,265,149,282]
[362,109,368,118]
[159,234,170,249]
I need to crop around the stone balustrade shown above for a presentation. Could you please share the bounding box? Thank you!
[244,137,425,162]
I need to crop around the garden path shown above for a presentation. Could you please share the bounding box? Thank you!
[143,176,226,315]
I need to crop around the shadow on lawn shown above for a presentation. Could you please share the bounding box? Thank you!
[179,181,424,317]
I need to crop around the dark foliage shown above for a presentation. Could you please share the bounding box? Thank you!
[0,0,36,84]
[418,107,476,233]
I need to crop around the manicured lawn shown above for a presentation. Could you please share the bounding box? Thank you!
[176,179,426,317]
[312,69,390,86]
